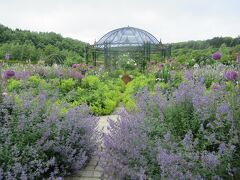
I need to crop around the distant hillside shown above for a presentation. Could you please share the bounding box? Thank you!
[0,24,87,64]
[171,36,240,50]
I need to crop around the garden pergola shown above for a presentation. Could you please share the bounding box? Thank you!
[86,26,171,70]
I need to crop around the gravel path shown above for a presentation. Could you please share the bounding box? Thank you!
[65,114,119,180]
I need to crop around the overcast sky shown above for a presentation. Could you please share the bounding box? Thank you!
[0,0,239,44]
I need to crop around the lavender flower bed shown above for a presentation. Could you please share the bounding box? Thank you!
[0,90,98,179]
[102,77,240,179]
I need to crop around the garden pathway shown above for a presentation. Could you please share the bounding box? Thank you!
[65,107,122,180]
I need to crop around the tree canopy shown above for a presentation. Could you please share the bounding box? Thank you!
[0,24,87,64]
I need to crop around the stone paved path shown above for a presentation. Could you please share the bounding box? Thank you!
[64,113,119,180]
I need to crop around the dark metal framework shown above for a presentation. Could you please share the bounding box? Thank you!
[85,26,171,70]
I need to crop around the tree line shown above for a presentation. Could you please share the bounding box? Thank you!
[0,24,87,64]
[171,36,240,50]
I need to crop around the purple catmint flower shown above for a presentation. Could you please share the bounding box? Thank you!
[163,132,171,142]
[184,71,193,81]
[101,77,240,179]
[212,52,222,60]
[15,71,30,80]
[224,70,238,81]
[201,152,219,169]
[5,53,10,60]
[3,70,15,79]
[0,91,98,179]
[183,131,193,150]
[218,143,226,154]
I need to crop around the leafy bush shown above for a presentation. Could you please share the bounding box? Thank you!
[60,78,76,93]
[102,78,240,179]
[81,75,101,90]
[0,91,98,179]
[27,75,42,88]
[7,79,22,92]
[64,76,124,115]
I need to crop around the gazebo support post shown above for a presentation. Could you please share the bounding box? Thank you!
[85,45,89,64]
[92,45,97,66]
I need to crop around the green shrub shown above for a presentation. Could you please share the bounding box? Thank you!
[7,79,22,92]
[63,76,123,115]
[27,75,42,88]
[60,78,76,93]
[82,75,101,90]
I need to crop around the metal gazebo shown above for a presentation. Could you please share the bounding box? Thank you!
[85,26,171,70]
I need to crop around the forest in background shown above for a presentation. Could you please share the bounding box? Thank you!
[0,24,87,65]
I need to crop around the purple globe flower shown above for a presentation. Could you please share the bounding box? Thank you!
[224,71,238,81]
[72,64,78,68]
[212,52,222,60]
[74,72,84,80]
[160,64,164,68]
[4,70,15,79]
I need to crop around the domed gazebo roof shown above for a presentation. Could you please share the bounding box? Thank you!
[96,26,159,47]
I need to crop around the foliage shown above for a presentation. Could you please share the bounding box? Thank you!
[60,78,76,94]
[0,91,98,179]
[7,79,22,92]
[67,75,124,115]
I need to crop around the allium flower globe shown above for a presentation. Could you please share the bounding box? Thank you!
[4,70,15,79]
[72,64,78,68]
[74,72,84,80]
[224,71,238,81]
[212,52,222,60]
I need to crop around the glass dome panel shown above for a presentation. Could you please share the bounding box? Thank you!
[96,26,159,47]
